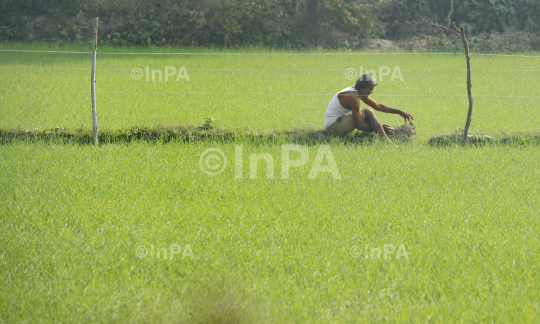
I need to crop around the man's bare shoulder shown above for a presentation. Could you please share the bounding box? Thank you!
[337,90,359,99]
[337,90,360,109]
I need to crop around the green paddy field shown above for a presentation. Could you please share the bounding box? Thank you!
[1,43,539,323]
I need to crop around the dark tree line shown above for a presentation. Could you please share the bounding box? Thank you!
[1,0,538,47]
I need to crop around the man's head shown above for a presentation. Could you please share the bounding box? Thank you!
[355,74,377,96]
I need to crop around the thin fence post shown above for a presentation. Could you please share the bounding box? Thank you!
[452,22,473,143]
[91,17,99,146]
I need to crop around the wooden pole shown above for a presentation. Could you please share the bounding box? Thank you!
[452,22,473,143]
[91,17,99,146]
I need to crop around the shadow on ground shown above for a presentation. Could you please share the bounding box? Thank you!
[1,124,538,146]
[0,124,413,146]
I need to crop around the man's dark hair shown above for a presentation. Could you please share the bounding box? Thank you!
[355,74,377,91]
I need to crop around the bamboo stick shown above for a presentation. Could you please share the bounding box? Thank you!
[91,17,99,146]
[452,22,473,143]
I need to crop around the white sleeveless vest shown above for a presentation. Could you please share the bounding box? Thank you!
[324,86,358,129]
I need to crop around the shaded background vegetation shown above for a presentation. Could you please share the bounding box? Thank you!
[385,0,539,39]
[0,0,539,48]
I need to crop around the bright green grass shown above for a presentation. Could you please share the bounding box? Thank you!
[1,44,540,322]
[1,43,539,142]
[1,142,540,322]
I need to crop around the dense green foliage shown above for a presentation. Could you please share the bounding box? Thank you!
[385,0,540,39]
[1,0,539,47]
[1,0,384,47]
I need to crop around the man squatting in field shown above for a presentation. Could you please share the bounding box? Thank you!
[324,74,414,142]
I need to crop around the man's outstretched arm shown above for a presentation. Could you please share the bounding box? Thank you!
[361,96,414,123]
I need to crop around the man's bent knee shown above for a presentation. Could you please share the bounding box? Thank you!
[362,108,374,118]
